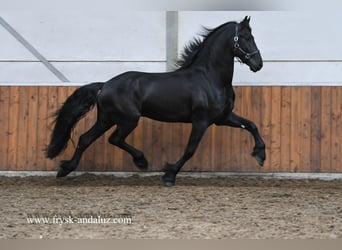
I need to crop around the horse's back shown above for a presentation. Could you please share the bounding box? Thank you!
[97,70,199,122]
[97,69,227,123]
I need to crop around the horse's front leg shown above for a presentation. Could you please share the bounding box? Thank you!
[215,112,266,166]
[162,120,208,187]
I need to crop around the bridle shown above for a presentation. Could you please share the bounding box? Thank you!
[233,25,259,60]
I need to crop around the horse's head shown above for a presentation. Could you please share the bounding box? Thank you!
[233,16,263,72]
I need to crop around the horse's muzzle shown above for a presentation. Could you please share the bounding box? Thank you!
[249,58,263,72]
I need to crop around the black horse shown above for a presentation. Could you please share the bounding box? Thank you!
[46,16,265,186]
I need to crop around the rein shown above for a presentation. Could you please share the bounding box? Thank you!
[233,25,259,60]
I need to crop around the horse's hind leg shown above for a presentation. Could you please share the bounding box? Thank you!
[108,122,148,171]
[57,120,113,178]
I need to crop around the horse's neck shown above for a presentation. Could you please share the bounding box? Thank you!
[185,26,236,85]
[207,49,235,86]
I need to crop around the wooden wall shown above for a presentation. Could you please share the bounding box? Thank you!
[1,85,342,173]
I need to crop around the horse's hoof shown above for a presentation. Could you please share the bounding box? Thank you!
[164,181,175,187]
[254,155,264,167]
[133,155,148,172]
[56,168,70,178]
[162,173,176,187]
[252,147,265,167]
[162,163,176,186]
[252,152,265,167]
[56,161,74,178]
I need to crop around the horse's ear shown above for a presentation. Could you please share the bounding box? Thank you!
[242,16,251,26]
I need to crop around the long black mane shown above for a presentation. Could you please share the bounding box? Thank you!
[177,21,236,69]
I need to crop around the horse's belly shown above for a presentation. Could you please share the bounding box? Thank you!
[141,104,192,123]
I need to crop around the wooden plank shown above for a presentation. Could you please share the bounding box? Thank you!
[212,124,224,171]
[7,86,19,170]
[320,87,331,172]
[16,87,29,170]
[260,86,272,171]
[219,126,232,171]
[310,86,321,172]
[6,85,16,170]
[330,86,341,172]
[195,121,212,171]
[280,86,291,172]
[26,86,39,169]
[300,87,312,172]
[0,87,10,169]
[270,86,281,171]
[290,86,301,172]
[36,86,50,171]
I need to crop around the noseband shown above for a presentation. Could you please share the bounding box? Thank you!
[233,25,259,60]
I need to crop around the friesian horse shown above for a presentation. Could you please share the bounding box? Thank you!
[46,16,265,186]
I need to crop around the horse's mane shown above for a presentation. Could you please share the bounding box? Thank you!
[177,27,212,68]
[177,22,235,69]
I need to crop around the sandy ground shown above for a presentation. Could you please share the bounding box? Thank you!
[0,173,342,239]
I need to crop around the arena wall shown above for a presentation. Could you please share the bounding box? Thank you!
[1,84,342,173]
[1,10,342,173]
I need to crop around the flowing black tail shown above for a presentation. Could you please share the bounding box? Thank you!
[45,82,105,159]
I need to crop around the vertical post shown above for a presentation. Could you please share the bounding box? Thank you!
[166,11,178,72]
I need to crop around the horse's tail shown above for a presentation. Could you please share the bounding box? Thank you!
[45,82,105,159]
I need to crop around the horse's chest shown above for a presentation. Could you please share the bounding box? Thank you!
[209,87,235,119]
[208,93,227,116]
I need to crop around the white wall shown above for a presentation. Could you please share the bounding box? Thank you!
[0,10,341,85]
[0,10,166,83]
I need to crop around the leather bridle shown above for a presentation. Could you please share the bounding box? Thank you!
[233,25,259,60]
